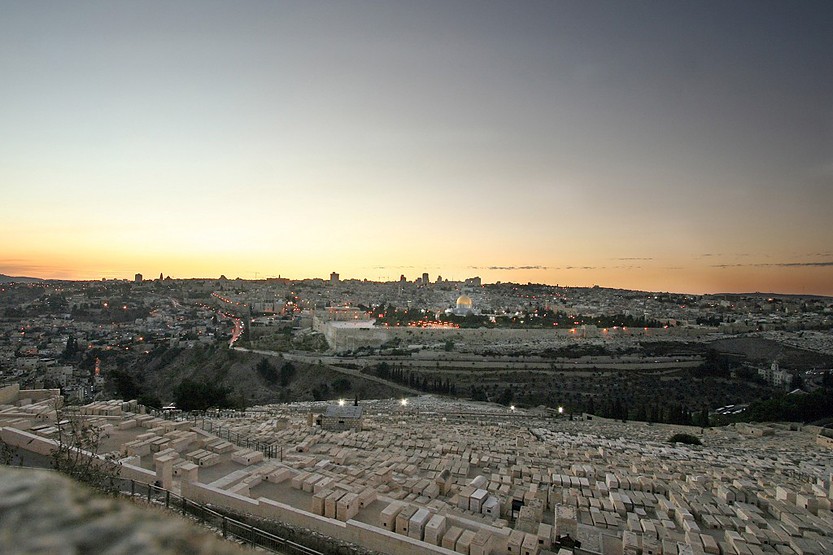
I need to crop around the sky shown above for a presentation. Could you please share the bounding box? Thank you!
[1,1,832,295]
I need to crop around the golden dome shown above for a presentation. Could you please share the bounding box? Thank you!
[456,294,473,308]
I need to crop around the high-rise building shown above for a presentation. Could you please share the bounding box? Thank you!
[330,272,340,285]
[422,272,429,284]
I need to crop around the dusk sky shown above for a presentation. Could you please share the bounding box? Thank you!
[2,1,832,295]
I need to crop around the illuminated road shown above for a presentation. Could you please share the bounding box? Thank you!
[228,317,243,347]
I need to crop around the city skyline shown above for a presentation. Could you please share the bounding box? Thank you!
[2,1,833,295]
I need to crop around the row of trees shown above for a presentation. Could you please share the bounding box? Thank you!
[363,362,714,426]
[367,362,458,395]
[584,396,710,427]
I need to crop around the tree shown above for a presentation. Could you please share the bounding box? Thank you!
[52,404,121,493]
[634,404,647,422]
[692,407,710,428]
[332,377,351,394]
[110,369,140,400]
[256,358,278,384]
[62,335,78,360]
[173,379,234,411]
[312,383,330,401]
[498,387,514,406]
[791,373,804,390]
[279,362,296,387]
[470,385,487,402]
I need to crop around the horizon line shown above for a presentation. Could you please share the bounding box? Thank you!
[3,272,831,300]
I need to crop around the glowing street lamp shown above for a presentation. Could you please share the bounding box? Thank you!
[400,398,408,407]
[558,406,564,415]
[510,405,516,412]
[338,399,345,407]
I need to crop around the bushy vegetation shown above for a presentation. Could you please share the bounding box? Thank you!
[109,368,161,409]
[52,406,121,493]
[742,389,833,423]
[173,378,237,411]
[667,433,702,445]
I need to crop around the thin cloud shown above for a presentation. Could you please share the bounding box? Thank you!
[0,261,59,275]
[616,257,653,261]
[713,261,833,269]
[775,261,833,268]
[471,265,615,271]
[470,265,550,271]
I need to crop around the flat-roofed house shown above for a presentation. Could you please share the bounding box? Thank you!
[320,405,363,431]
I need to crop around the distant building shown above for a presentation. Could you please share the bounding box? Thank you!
[451,294,474,316]
[464,276,481,287]
[817,428,833,450]
[422,272,429,285]
[330,272,340,285]
[317,306,369,322]
[134,273,143,283]
[319,405,363,431]
[758,362,793,387]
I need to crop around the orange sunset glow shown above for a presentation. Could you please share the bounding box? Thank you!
[2,2,832,295]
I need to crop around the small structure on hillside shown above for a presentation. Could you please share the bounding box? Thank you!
[318,405,364,431]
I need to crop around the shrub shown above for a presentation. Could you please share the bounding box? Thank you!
[667,433,702,445]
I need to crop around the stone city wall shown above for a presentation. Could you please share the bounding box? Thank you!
[322,322,716,351]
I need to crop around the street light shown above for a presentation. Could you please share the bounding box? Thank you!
[558,406,564,415]
[400,398,408,407]
[338,399,345,407]
[510,405,516,412]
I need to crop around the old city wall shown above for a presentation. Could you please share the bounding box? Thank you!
[324,322,714,351]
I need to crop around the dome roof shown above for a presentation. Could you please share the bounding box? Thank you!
[456,294,473,308]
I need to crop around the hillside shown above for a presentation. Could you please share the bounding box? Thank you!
[105,344,404,409]
[709,337,833,370]
[0,274,43,283]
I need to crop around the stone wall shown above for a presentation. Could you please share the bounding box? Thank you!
[0,466,248,555]
[182,480,461,555]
